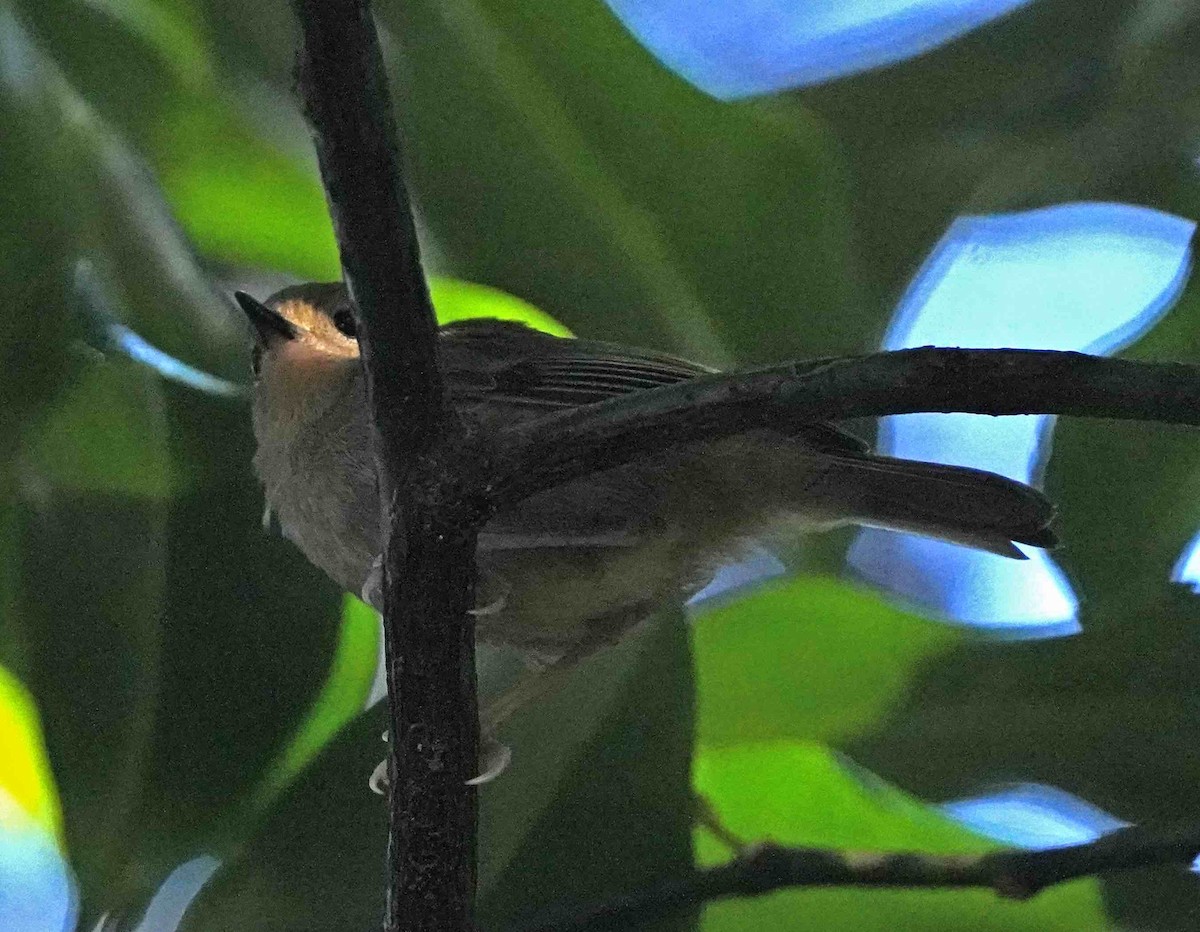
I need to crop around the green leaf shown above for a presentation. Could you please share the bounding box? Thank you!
[695,742,1108,932]
[183,613,696,932]
[13,493,167,912]
[693,576,960,749]
[479,611,695,932]
[0,665,65,848]
[0,3,80,457]
[430,277,572,335]
[247,596,380,817]
[179,708,390,932]
[5,357,175,907]
[69,0,215,88]
[3,1,245,385]
[20,361,179,501]
[789,3,1200,313]
[129,386,341,877]
[155,104,340,281]
[373,0,860,364]
[7,2,1200,929]
[846,276,1200,929]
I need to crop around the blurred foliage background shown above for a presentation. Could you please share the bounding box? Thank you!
[4,0,1200,929]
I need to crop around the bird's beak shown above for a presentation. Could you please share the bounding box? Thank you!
[235,291,298,343]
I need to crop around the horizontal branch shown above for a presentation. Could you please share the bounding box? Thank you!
[512,823,1200,931]
[489,348,1200,508]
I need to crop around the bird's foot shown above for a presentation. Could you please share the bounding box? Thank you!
[468,568,510,617]
[368,730,389,795]
[367,730,512,794]
[467,735,512,786]
[363,559,506,617]
[361,555,384,610]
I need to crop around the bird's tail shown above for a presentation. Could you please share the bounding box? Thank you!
[790,453,1057,558]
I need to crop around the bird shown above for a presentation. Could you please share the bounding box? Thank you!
[236,282,1056,757]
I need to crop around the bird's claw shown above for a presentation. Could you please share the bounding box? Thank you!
[468,570,510,617]
[367,731,512,793]
[368,757,389,795]
[361,555,384,609]
[368,730,389,795]
[466,736,512,786]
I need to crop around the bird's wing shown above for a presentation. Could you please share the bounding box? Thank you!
[440,318,716,406]
[439,318,868,454]
[440,318,870,551]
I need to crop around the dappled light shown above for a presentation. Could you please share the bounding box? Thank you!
[693,744,1106,929]
[1172,531,1200,592]
[942,783,1128,850]
[849,203,1195,634]
[0,820,74,932]
[0,670,73,932]
[603,0,1035,99]
[848,534,1080,636]
[687,546,787,610]
[129,855,220,932]
[102,322,244,398]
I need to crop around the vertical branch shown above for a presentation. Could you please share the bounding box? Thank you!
[291,1,479,929]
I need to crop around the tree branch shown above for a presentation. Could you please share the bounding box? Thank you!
[280,13,1200,932]
[291,2,477,929]
[511,824,1200,931]
[489,348,1200,508]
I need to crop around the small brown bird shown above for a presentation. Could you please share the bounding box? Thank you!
[237,283,1055,738]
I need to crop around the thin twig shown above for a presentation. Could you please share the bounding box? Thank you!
[511,824,1200,931]
[488,348,1200,508]
[291,1,478,929]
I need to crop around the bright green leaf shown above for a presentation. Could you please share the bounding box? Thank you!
[430,277,572,335]
[696,742,1108,932]
[693,576,960,749]
[0,666,64,848]
[156,104,340,281]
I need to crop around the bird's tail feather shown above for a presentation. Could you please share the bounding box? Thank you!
[790,453,1057,559]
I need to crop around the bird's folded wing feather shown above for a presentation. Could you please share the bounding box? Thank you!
[439,318,868,453]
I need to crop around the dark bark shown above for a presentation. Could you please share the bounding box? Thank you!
[511,823,1200,931]
[491,349,1200,507]
[291,2,478,929]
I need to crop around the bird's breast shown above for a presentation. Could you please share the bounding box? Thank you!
[253,408,381,599]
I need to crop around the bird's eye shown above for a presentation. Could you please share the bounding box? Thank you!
[332,308,358,339]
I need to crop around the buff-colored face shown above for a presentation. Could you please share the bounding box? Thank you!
[236,286,362,433]
[266,294,360,357]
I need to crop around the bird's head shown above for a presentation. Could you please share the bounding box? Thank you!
[235,283,362,436]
